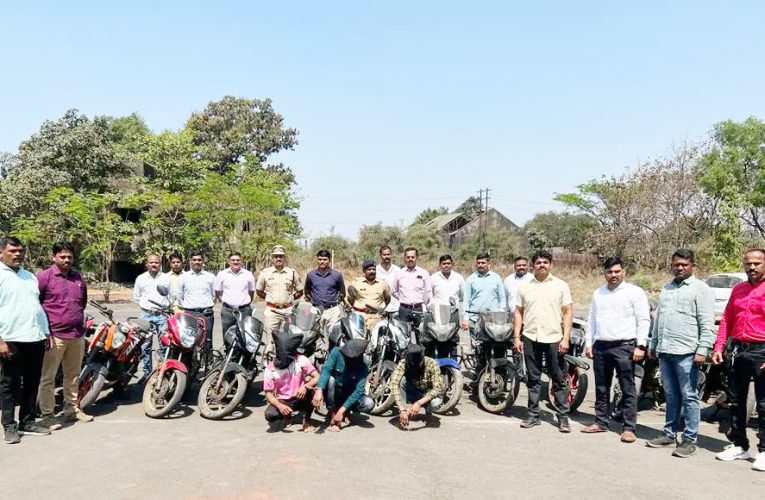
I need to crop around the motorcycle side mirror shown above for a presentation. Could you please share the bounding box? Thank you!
[348,286,359,300]
[157,285,170,297]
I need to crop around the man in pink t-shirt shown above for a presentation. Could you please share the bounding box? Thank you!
[264,330,319,432]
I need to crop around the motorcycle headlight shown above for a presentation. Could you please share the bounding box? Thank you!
[111,330,127,350]
[179,326,197,349]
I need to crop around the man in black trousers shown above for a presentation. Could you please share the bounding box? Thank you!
[581,256,651,443]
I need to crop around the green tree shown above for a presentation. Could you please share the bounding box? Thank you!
[109,113,152,157]
[140,129,205,191]
[187,96,298,174]
[0,109,134,229]
[405,224,447,261]
[357,223,406,261]
[411,206,449,226]
[310,233,358,267]
[13,188,137,301]
[524,211,598,252]
[456,196,483,222]
[696,117,765,268]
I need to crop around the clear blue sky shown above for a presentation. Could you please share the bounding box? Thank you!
[2,1,764,240]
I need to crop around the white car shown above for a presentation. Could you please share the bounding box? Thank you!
[705,272,748,322]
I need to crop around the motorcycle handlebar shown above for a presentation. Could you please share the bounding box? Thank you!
[89,300,113,319]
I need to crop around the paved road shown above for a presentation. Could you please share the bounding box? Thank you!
[1,301,763,499]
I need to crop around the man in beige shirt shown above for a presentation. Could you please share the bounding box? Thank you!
[513,249,573,432]
[348,260,391,332]
[256,245,303,351]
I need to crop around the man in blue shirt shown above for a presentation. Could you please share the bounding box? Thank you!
[304,249,346,334]
[462,251,507,330]
[0,237,53,443]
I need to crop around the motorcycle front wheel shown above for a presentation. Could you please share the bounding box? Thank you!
[142,368,187,418]
[365,361,396,415]
[477,369,514,414]
[197,368,248,420]
[78,363,106,410]
[434,366,463,414]
[550,367,588,414]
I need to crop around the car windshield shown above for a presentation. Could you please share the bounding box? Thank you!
[706,275,743,289]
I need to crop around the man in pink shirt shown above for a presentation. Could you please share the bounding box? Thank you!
[392,247,431,331]
[712,248,765,471]
[263,330,319,432]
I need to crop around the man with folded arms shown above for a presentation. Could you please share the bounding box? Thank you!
[581,256,650,443]
[712,248,765,471]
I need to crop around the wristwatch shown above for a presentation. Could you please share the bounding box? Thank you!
[636,344,646,351]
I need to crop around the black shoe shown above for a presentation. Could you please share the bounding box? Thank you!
[4,424,20,444]
[19,420,51,436]
[521,417,541,428]
[558,416,571,433]
[672,441,697,458]
[646,434,676,448]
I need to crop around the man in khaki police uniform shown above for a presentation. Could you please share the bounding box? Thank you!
[348,259,391,332]
[256,245,303,351]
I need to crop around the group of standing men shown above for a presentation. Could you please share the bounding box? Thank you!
[0,238,93,445]
[2,234,764,468]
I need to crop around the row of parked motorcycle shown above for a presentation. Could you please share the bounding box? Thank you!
[73,283,592,420]
[75,285,755,424]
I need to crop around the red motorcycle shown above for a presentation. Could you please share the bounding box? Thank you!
[142,286,207,418]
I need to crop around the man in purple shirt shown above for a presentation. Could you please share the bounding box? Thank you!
[393,247,432,331]
[37,242,93,430]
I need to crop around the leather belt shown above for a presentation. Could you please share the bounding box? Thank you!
[184,307,212,314]
[223,303,251,310]
[400,303,423,309]
[266,302,292,309]
[353,306,369,313]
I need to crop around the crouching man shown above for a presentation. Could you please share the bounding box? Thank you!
[389,344,444,429]
[313,339,374,432]
[263,330,319,432]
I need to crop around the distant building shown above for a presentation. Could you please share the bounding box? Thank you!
[426,208,520,249]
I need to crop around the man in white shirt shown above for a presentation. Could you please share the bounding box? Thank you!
[430,254,465,306]
[180,250,216,358]
[376,245,400,313]
[581,256,650,443]
[133,254,170,379]
[214,252,255,336]
[504,256,534,314]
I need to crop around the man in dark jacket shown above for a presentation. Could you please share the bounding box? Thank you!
[313,339,374,432]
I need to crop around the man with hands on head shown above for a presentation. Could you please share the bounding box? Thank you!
[581,256,650,443]
[513,250,573,432]
[712,249,765,471]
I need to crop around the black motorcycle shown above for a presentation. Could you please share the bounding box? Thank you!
[543,317,590,414]
[197,308,264,419]
[472,310,522,414]
[422,300,463,414]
